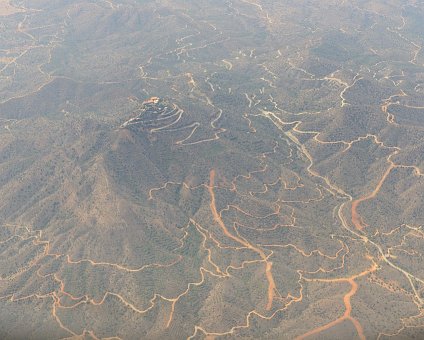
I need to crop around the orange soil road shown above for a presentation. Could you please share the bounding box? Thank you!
[296,259,378,340]
[296,279,365,340]
[208,169,276,310]
[351,164,394,231]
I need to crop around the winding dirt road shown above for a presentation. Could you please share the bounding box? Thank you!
[208,169,277,310]
[351,164,394,231]
[295,279,365,340]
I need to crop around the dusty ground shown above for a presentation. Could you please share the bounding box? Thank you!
[0,0,23,16]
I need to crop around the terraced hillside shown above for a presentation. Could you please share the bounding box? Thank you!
[0,0,423,339]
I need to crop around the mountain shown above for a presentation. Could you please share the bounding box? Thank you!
[0,0,423,339]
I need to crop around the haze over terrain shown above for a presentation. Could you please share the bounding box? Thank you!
[0,0,423,339]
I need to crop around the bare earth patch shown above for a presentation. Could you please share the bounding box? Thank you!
[0,57,14,63]
[0,0,24,16]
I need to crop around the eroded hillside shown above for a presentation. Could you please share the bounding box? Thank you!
[0,0,423,339]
